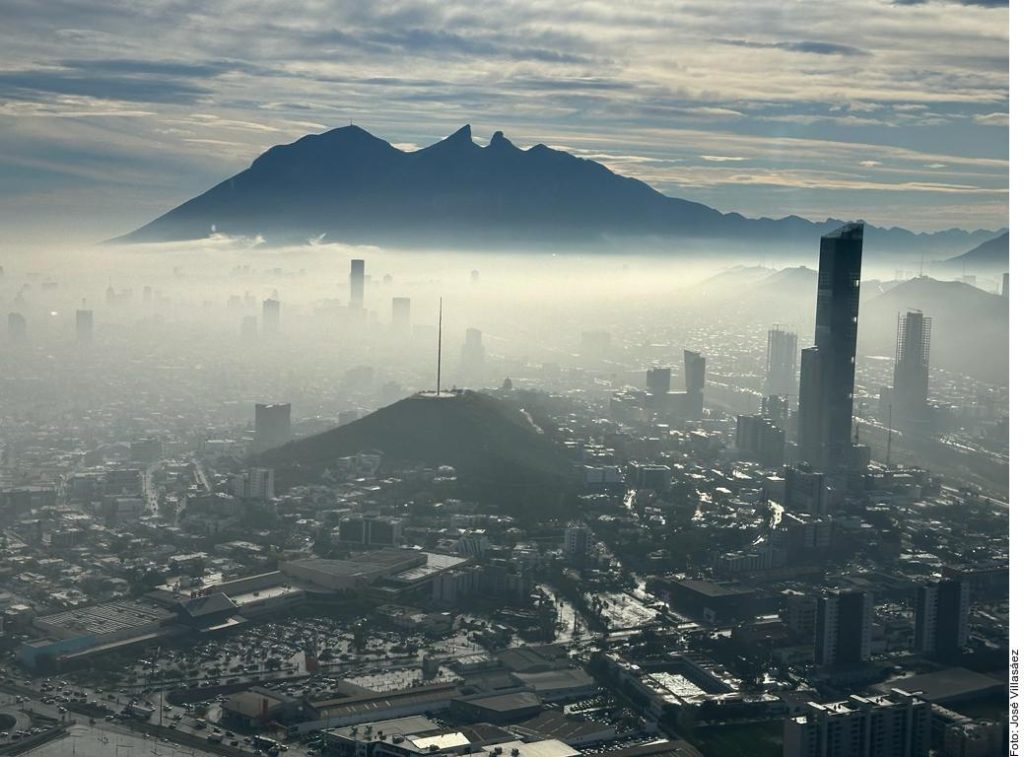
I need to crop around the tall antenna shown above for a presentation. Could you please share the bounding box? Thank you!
[436,297,443,396]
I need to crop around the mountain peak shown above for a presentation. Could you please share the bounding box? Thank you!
[447,124,473,143]
[488,130,518,151]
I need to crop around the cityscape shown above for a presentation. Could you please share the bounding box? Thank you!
[0,2,1011,757]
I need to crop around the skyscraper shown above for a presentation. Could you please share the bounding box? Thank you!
[391,296,411,333]
[75,309,94,344]
[262,298,280,336]
[914,578,969,659]
[892,310,931,423]
[765,328,798,397]
[683,349,706,419]
[350,259,365,310]
[814,589,872,667]
[253,403,291,453]
[798,222,864,471]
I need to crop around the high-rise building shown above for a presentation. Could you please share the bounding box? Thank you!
[232,467,275,500]
[262,298,280,336]
[784,464,827,515]
[7,312,26,342]
[761,395,790,427]
[75,309,94,344]
[460,328,486,379]
[766,328,798,398]
[892,310,931,423]
[338,516,402,547]
[736,414,785,467]
[253,403,291,453]
[683,349,706,419]
[914,578,969,659]
[784,689,930,757]
[350,259,365,310]
[646,367,671,397]
[798,222,864,471]
[815,589,872,667]
[564,525,593,557]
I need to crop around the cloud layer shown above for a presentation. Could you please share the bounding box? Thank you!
[0,0,1008,243]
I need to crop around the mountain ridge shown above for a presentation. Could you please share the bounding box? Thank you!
[115,124,1002,255]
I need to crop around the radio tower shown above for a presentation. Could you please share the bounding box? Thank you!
[436,297,443,396]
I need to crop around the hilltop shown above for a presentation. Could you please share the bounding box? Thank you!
[256,390,576,516]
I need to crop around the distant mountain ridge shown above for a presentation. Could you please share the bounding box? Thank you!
[942,230,1009,269]
[115,124,1000,255]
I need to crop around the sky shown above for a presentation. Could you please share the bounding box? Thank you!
[0,0,1008,245]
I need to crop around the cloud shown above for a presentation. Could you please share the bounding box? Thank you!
[717,38,869,57]
[973,112,1008,125]
[701,155,746,162]
[859,160,883,167]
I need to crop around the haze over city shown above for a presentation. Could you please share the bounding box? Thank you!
[0,2,1011,757]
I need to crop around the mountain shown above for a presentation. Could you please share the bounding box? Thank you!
[115,124,999,256]
[256,389,576,515]
[859,277,1008,385]
[941,231,1009,270]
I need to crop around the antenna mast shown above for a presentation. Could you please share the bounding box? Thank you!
[436,297,443,396]
[887,402,893,470]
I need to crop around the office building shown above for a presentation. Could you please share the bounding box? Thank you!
[784,465,827,515]
[784,689,930,757]
[75,309,94,344]
[736,414,785,467]
[815,589,872,668]
[892,310,931,424]
[798,222,864,471]
[914,578,969,659]
[564,525,592,557]
[683,349,706,419]
[350,259,365,310]
[232,467,275,500]
[766,328,798,398]
[7,312,26,342]
[646,367,671,397]
[262,298,280,336]
[391,297,411,333]
[254,403,291,453]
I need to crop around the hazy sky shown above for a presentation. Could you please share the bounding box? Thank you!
[0,0,1008,244]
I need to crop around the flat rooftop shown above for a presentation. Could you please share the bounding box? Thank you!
[871,668,1003,704]
[37,600,173,636]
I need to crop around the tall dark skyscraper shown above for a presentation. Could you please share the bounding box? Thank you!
[798,222,863,471]
[765,328,798,397]
[350,259,365,310]
[646,367,671,397]
[914,578,969,659]
[75,309,94,344]
[254,402,291,453]
[814,589,872,667]
[262,298,280,336]
[893,310,931,423]
[460,327,486,381]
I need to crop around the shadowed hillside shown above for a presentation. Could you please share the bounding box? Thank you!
[257,390,576,516]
